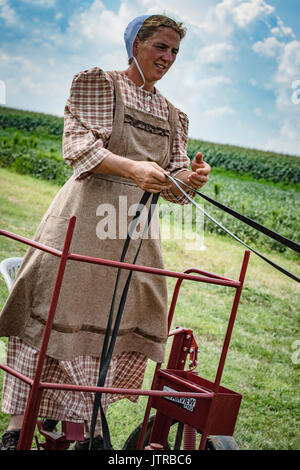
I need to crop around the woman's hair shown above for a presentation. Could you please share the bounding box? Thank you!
[128,14,186,64]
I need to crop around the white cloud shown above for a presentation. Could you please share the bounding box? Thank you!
[0,0,18,25]
[276,40,300,84]
[196,42,235,64]
[253,107,262,116]
[202,105,236,117]
[0,52,31,68]
[232,0,274,28]
[20,76,43,96]
[271,16,295,39]
[255,39,300,155]
[197,0,274,37]
[196,1,234,38]
[133,0,210,27]
[20,0,56,7]
[266,119,300,155]
[252,36,284,57]
[280,120,299,141]
[72,0,124,45]
[199,75,233,88]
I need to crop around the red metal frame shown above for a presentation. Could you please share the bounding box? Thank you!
[137,256,249,450]
[0,216,250,450]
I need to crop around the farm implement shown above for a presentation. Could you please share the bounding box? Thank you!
[0,213,249,451]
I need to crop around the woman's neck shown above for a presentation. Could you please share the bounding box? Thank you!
[124,65,154,92]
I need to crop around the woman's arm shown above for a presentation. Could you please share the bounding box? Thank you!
[92,153,173,193]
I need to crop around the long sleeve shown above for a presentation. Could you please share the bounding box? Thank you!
[160,110,193,205]
[63,68,114,180]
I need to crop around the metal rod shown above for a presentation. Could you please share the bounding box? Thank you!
[17,216,76,450]
[68,252,241,287]
[0,364,33,386]
[214,250,250,389]
[0,229,241,288]
[38,381,214,398]
[0,229,61,257]
[136,363,161,450]
[196,251,251,450]
[1,362,212,399]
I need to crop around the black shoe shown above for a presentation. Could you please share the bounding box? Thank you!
[73,435,104,450]
[0,430,21,450]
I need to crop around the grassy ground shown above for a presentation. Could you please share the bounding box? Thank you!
[0,167,299,450]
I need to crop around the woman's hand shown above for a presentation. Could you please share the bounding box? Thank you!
[169,152,211,197]
[188,152,211,189]
[130,161,173,193]
[93,153,171,193]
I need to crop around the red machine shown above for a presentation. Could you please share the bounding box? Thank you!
[0,216,249,450]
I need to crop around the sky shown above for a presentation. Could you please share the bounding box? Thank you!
[0,0,299,156]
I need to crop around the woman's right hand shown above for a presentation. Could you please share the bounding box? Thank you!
[129,160,172,193]
[93,153,172,193]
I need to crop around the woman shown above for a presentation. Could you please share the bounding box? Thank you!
[0,14,211,450]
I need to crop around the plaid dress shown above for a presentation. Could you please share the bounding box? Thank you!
[2,337,147,435]
[1,68,191,434]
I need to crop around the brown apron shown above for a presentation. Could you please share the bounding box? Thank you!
[0,72,178,362]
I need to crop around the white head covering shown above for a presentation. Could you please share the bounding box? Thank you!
[124,14,152,89]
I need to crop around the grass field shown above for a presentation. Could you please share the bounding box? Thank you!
[0,167,299,450]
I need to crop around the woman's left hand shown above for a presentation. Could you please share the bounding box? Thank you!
[188,152,211,189]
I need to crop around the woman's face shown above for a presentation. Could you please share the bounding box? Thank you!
[133,27,180,90]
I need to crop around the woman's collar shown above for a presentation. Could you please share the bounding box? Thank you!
[121,69,157,95]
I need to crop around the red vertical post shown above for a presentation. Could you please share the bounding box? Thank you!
[136,363,161,450]
[198,251,250,450]
[214,250,250,390]
[136,280,185,450]
[167,278,184,332]
[145,330,194,449]
[17,216,76,450]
